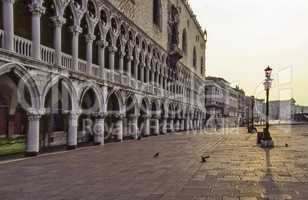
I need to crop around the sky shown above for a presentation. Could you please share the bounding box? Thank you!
[189,0,308,106]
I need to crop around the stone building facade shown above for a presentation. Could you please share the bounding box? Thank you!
[0,0,207,155]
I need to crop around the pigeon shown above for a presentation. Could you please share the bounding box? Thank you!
[153,152,160,158]
[201,155,210,163]
[285,143,289,147]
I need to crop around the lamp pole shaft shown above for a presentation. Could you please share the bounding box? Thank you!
[265,88,270,139]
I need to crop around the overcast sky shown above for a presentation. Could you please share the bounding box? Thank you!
[190,0,308,106]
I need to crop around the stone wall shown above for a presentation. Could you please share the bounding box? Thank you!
[107,0,206,77]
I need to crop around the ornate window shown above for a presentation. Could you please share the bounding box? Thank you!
[182,29,187,54]
[200,57,204,75]
[153,0,162,28]
[193,47,197,68]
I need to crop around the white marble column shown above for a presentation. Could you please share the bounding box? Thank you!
[109,46,117,72]
[68,113,79,150]
[97,40,108,77]
[162,118,167,134]
[119,52,125,74]
[29,3,45,60]
[71,25,82,71]
[94,115,105,145]
[26,114,41,156]
[130,115,139,139]
[3,0,14,51]
[153,117,160,135]
[85,34,95,74]
[134,61,139,80]
[146,67,150,83]
[151,70,155,85]
[144,116,150,136]
[51,16,65,66]
[181,119,185,131]
[176,119,180,132]
[140,64,144,82]
[170,118,174,133]
[126,56,132,78]
[115,115,123,141]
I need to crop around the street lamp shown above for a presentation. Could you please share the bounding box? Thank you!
[263,66,274,147]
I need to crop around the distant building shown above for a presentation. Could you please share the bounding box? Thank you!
[268,99,296,121]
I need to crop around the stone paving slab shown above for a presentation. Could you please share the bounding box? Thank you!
[0,125,308,200]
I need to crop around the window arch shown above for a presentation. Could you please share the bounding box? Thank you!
[182,29,187,54]
[200,57,204,75]
[193,47,197,68]
[153,0,162,28]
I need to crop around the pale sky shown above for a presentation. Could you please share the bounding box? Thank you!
[190,0,308,106]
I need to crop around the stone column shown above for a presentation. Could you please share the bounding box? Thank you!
[134,61,139,80]
[85,34,96,74]
[70,25,82,71]
[3,0,14,51]
[97,40,108,77]
[115,114,124,141]
[51,16,65,66]
[186,118,190,131]
[130,115,139,139]
[153,116,160,135]
[126,56,132,78]
[181,119,185,131]
[170,118,174,133]
[94,114,105,145]
[146,67,150,83]
[109,46,117,72]
[26,114,41,156]
[119,52,125,74]
[68,112,79,150]
[162,117,167,134]
[140,64,145,82]
[151,70,155,85]
[29,3,45,60]
[143,115,150,136]
[176,119,180,132]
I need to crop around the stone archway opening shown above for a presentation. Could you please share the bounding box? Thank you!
[124,96,137,140]
[42,80,73,149]
[78,88,100,145]
[138,99,149,137]
[105,92,122,142]
[0,72,32,155]
[14,0,31,40]
[62,6,74,55]
[41,1,56,49]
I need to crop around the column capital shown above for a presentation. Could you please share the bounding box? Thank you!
[29,4,46,16]
[85,34,96,43]
[93,112,105,119]
[27,113,41,121]
[129,114,140,119]
[108,46,118,53]
[69,25,83,35]
[97,40,109,48]
[51,16,66,27]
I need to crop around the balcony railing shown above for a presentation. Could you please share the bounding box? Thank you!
[14,35,32,57]
[0,33,165,97]
[92,64,100,77]
[41,45,55,65]
[78,60,87,74]
[61,52,73,71]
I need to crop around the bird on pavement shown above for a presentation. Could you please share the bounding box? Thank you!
[153,152,160,158]
[201,155,210,163]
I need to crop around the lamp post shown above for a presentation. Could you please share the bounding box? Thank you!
[262,66,274,147]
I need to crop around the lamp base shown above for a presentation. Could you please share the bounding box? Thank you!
[260,139,274,148]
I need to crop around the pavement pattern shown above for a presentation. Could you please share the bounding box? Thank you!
[0,125,308,200]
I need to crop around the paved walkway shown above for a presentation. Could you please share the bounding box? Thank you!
[0,125,308,200]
